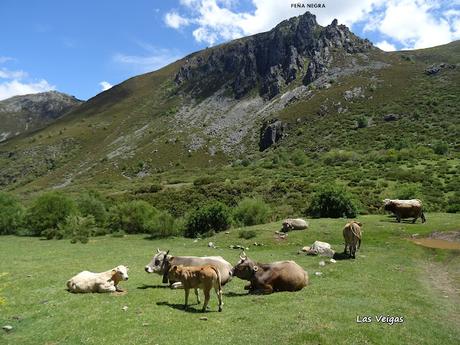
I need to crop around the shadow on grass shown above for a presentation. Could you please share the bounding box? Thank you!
[223,291,249,297]
[332,252,353,260]
[137,284,169,290]
[156,301,214,313]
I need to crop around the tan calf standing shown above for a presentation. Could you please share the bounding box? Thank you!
[343,221,362,259]
[168,264,223,312]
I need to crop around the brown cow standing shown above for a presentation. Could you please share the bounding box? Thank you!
[343,221,362,259]
[383,199,426,223]
[232,252,308,294]
[168,265,223,312]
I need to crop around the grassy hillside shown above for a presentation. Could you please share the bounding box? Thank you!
[1,214,459,345]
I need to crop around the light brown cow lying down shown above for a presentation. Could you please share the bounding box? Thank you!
[66,265,129,293]
[168,265,223,312]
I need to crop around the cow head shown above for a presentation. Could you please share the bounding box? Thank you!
[145,248,171,275]
[232,252,258,281]
[111,265,129,283]
[282,220,293,232]
[383,200,396,212]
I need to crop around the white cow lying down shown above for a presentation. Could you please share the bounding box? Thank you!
[66,265,129,293]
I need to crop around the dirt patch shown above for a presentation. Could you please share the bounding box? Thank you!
[409,230,460,250]
[410,238,460,250]
[429,231,460,242]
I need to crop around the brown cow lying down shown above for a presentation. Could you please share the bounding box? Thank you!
[168,265,223,312]
[232,252,308,294]
[343,221,362,259]
[66,265,129,293]
[383,199,426,223]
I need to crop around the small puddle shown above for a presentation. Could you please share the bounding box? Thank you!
[409,238,460,250]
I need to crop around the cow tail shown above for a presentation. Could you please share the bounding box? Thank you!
[351,223,361,240]
[358,238,362,249]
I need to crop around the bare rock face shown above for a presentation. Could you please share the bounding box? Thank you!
[0,91,83,142]
[174,12,374,100]
[259,120,286,151]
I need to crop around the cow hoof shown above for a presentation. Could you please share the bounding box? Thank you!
[218,308,222,312]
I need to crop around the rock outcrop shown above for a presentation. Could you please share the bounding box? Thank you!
[259,120,286,151]
[0,91,83,142]
[174,12,374,100]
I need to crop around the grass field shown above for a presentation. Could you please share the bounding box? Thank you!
[1,214,459,345]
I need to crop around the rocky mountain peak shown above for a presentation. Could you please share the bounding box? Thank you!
[174,11,374,100]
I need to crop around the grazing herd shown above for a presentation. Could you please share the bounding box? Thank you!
[65,199,426,312]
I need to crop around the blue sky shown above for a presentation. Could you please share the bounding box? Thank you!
[0,0,459,101]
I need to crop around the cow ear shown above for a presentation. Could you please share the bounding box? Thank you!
[111,269,116,275]
[356,222,362,226]
[172,265,178,271]
[156,248,161,253]
[253,265,259,272]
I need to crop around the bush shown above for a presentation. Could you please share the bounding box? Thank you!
[394,184,422,200]
[53,215,97,243]
[446,192,460,213]
[308,185,358,218]
[291,150,307,166]
[0,193,24,235]
[108,200,158,234]
[185,202,232,238]
[238,229,257,239]
[76,192,107,227]
[148,210,181,238]
[27,192,78,236]
[233,197,271,226]
[432,141,448,155]
[356,115,369,128]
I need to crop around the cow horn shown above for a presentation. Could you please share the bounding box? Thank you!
[157,248,160,253]
[240,251,247,260]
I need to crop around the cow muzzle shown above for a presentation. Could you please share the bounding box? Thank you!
[145,266,153,273]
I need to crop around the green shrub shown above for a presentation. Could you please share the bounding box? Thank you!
[233,197,271,226]
[76,192,107,226]
[446,192,460,213]
[185,202,232,238]
[108,200,158,234]
[308,185,358,218]
[0,193,24,235]
[394,183,422,200]
[356,115,369,128]
[27,192,78,236]
[193,176,219,186]
[291,149,307,166]
[238,229,257,239]
[432,141,448,155]
[148,210,181,238]
[323,150,359,165]
[54,215,97,243]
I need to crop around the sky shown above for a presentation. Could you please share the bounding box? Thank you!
[0,0,459,101]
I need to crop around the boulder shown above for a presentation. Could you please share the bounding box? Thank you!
[259,120,286,151]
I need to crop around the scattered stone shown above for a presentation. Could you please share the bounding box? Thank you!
[122,306,128,311]
[230,244,247,250]
[319,261,326,267]
[343,87,364,101]
[253,242,264,246]
[329,259,337,264]
[2,325,13,332]
[142,323,150,327]
[315,272,323,276]
[224,231,230,234]
[259,119,286,151]
[193,239,198,243]
[301,241,335,257]
[411,233,419,238]
[383,113,399,122]
[199,317,208,321]
[208,242,216,248]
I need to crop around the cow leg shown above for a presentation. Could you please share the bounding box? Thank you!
[194,288,201,304]
[396,215,401,223]
[343,244,348,255]
[214,286,223,312]
[202,289,211,312]
[184,288,190,309]
[243,283,252,290]
[412,217,417,224]
[421,212,426,223]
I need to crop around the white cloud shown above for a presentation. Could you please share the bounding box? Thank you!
[0,68,28,80]
[0,79,55,101]
[0,56,14,64]
[113,47,182,73]
[164,11,191,29]
[376,40,397,51]
[165,0,460,49]
[99,81,113,91]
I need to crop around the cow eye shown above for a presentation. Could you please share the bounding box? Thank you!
[155,260,160,265]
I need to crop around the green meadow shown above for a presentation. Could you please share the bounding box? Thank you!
[1,213,459,345]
